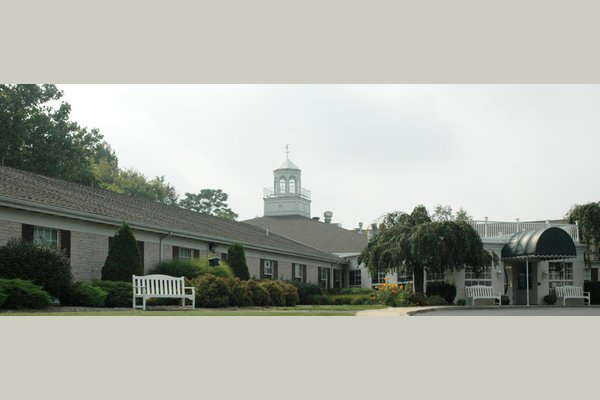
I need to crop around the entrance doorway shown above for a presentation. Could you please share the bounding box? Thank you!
[512,261,538,305]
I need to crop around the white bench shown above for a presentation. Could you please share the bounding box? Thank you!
[555,286,590,306]
[132,274,195,310]
[465,285,501,306]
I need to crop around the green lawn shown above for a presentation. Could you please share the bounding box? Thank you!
[0,304,386,316]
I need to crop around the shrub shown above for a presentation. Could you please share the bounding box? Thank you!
[275,281,299,306]
[424,295,448,306]
[61,282,107,307]
[228,243,250,280]
[260,280,286,306]
[92,280,133,307]
[375,282,412,306]
[102,223,142,281]
[197,259,235,279]
[308,294,334,305]
[544,292,558,305]
[456,298,466,306]
[0,239,72,300]
[327,287,374,296]
[0,290,7,307]
[230,278,253,307]
[425,282,457,304]
[584,281,600,304]
[288,281,323,304]
[0,278,52,309]
[148,259,201,279]
[191,274,231,308]
[246,280,271,306]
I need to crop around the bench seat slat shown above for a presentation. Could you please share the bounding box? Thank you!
[132,275,195,310]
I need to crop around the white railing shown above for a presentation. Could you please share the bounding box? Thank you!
[465,219,579,243]
[263,187,311,200]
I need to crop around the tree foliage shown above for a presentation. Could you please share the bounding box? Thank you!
[359,205,488,295]
[99,168,179,205]
[432,204,473,222]
[567,202,600,266]
[101,223,143,281]
[228,243,250,280]
[179,189,239,220]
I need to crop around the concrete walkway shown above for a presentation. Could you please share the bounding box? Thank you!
[356,305,600,316]
[355,306,447,316]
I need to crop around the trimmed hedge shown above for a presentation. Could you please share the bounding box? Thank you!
[0,290,7,307]
[149,259,201,279]
[287,281,323,304]
[584,281,600,304]
[228,243,250,280]
[246,280,271,306]
[230,279,253,307]
[191,274,231,308]
[92,281,132,307]
[261,281,286,306]
[425,282,457,304]
[0,239,72,301]
[0,278,52,309]
[61,282,107,307]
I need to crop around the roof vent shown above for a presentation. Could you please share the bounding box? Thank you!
[312,216,320,221]
[324,211,333,224]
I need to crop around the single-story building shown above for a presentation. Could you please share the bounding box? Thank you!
[0,165,345,285]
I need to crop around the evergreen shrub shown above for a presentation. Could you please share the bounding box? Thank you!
[425,282,457,304]
[0,239,72,300]
[101,223,142,281]
[228,243,250,280]
[191,274,231,308]
[229,278,253,307]
[0,278,51,309]
[246,280,271,306]
[92,281,132,307]
[288,281,323,304]
[61,282,107,307]
[260,280,285,306]
[148,259,201,279]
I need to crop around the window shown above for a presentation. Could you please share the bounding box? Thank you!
[319,267,329,288]
[279,178,286,194]
[178,247,193,261]
[465,265,492,287]
[372,272,386,286]
[397,266,413,285]
[264,260,273,277]
[293,263,305,281]
[289,178,296,194]
[349,270,362,287]
[426,268,445,282]
[221,252,228,262]
[549,262,573,288]
[33,226,59,249]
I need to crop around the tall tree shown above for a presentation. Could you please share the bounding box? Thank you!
[567,202,600,267]
[432,204,473,222]
[179,189,238,220]
[100,168,179,205]
[359,205,489,295]
[0,84,116,184]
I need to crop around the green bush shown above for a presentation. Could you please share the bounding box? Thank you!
[61,281,107,307]
[308,294,335,305]
[0,290,7,307]
[274,281,299,306]
[92,281,132,307]
[288,281,323,304]
[326,287,374,295]
[191,274,231,308]
[230,279,253,307]
[410,294,448,306]
[260,280,286,306]
[0,278,51,309]
[148,259,201,279]
[228,243,250,280]
[425,282,457,304]
[329,294,374,305]
[456,298,466,306]
[102,223,142,281]
[584,281,600,304]
[544,292,558,305]
[247,280,271,306]
[197,259,235,279]
[0,239,72,300]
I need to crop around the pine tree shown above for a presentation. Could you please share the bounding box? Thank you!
[228,243,250,280]
[101,223,142,281]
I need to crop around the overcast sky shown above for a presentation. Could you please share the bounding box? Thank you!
[58,85,600,229]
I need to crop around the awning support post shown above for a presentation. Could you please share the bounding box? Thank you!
[526,258,530,307]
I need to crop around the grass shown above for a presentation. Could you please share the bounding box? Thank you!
[0,304,386,316]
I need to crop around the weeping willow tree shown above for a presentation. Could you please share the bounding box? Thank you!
[567,202,600,267]
[359,205,491,295]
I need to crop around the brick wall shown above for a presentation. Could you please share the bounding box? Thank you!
[70,231,109,281]
[145,242,160,273]
[0,220,21,245]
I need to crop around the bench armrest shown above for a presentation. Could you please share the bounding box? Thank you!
[584,292,590,296]
[184,286,195,295]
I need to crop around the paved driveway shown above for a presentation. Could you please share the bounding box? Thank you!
[414,306,600,316]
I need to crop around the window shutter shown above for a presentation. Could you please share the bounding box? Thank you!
[137,241,144,270]
[193,249,200,259]
[22,224,34,242]
[291,264,295,280]
[60,230,71,258]
[273,261,278,280]
[327,268,331,289]
[592,268,599,282]
[172,246,179,260]
[302,265,307,282]
[260,259,265,279]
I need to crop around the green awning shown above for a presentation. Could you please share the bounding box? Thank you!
[501,227,576,260]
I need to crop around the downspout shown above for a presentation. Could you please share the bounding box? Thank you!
[159,230,173,263]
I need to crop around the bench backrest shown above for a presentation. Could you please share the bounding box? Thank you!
[555,286,583,297]
[465,285,494,297]
[133,274,185,296]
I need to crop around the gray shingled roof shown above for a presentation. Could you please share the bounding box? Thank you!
[0,166,340,262]
[243,215,368,254]
[275,158,300,170]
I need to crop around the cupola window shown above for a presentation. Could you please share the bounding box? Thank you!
[289,178,296,194]
[279,178,286,194]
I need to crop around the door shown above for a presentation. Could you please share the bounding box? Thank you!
[514,261,537,305]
